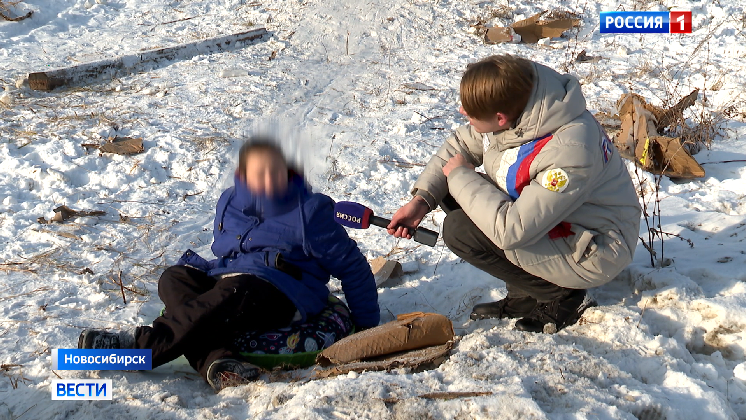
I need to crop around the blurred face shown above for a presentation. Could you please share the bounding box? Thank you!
[459,106,512,133]
[243,149,289,197]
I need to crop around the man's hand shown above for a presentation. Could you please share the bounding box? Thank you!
[443,154,475,177]
[387,196,430,240]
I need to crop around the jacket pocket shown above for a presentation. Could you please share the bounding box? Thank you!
[177,249,212,272]
[574,229,631,282]
[567,225,599,263]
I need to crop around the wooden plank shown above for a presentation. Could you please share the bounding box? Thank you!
[28,28,268,91]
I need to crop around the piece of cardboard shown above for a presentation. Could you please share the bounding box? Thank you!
[484,27,514,44]
[370,256,403,287]
[617,91,699,135]
[617,93,659,165]
[314,342,453,378]
[510,11,581,44]
[651,136,706,179]
[633,107,659,171]
[48,205,106,223]
[615,112,635,159]
[614,92,705,179]
[316,312,454,367]
[576,50,601,63]
[98,137,144,155]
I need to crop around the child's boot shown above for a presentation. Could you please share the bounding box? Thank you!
[206,358,261,392]
[78,329,136,349]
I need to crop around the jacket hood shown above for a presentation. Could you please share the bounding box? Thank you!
[494,62,587,149]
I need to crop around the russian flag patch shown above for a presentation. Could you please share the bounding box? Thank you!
[495,133,554,201]
[601,133,613,164]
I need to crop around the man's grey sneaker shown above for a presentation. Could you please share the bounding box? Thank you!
[470,295,537,320]
[78,329,135,350]
[514,290,596,333]
[206,358,261,392]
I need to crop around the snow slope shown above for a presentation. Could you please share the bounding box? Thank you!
[1,0,746,418]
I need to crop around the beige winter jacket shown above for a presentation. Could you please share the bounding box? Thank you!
[412,62,641,288]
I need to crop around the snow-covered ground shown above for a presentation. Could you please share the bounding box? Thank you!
[2,0,746,418]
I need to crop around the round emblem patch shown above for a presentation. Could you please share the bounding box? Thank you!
[541,168,569,192]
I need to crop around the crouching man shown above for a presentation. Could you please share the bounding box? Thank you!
[388,55,641,333]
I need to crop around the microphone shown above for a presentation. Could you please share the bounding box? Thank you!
[334,201,439,247]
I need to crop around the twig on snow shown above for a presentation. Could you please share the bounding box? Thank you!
[144,15,206,32]
[116,271,126,304]
[418,391,493,400]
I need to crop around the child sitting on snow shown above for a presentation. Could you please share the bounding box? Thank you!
[78,138,380,391]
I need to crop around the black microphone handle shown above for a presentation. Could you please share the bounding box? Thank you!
[368,215,439,247]
[369,215,391,229]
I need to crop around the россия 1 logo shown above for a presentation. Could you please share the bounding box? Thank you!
[600,11,692,34]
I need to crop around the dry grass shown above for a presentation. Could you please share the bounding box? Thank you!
[556,4,590,74]
[545,9,582,21]
[1,363,31,390]
[619,17,740,153]
[0,286,53,302]
[649,71,735,152]
[486,4,513,21]
[631,0,666,10]
[631,59,662,79]
[1,219,165,300]
[184,134,232,154]
[5,247,86,276]
[605,18,742,267]
[684,101,734,151]
[469,3,513,33]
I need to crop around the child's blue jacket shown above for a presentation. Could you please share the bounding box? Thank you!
[177,174,380,329]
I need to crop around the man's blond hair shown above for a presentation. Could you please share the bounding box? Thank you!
[460,55,535,121]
